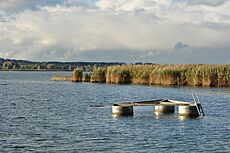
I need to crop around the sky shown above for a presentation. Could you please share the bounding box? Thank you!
[0,0,230,63]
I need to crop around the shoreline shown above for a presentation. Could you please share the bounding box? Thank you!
[52,77,230,88]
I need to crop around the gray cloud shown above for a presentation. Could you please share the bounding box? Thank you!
[0,0,230,63]
[0,0,94,14]
[175,42,189,50]
[183,0,227,6]
[78,49,142,62]
[143,47,230,64]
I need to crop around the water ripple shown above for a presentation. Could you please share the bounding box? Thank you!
[0,71,229,152]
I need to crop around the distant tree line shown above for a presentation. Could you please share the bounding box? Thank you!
[0,58,123,71]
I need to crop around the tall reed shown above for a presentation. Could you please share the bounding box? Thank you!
[106,64,230,87]
[90,67,107,82]
[71,67,83,82]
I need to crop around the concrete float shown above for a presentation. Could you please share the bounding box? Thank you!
[178,104,200,117]
[112,97,204,118]
[112,104,134,116]
[155,105,175,113]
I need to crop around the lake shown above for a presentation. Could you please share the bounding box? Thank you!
[0,71,229,152]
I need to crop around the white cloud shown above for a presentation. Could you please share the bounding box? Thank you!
[96,0,162,11]
[0,0,230,63]
[0,0,28,9]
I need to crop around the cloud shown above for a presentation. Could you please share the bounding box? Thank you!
[155,46,230,64]
[0,0,230,63]
[96,0,160,11]
[180,0,227,7]
[0,0,95,12]
[0,0,43,12]
[174,42,189,50]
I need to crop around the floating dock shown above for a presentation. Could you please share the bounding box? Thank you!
[112,98,204,118]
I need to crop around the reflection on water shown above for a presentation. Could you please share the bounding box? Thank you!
[154,112,164,119]
[112,114,134,119]
[178,115,190,121]
[0,71,229,152]
[177,115,201,121]
[113,110,201,121]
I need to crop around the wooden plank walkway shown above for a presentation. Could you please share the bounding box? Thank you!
[115,99,194,107]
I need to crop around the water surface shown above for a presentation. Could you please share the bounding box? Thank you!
[0,71,229,152]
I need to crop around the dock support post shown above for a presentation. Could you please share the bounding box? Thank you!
[155,105,175,113]
[112,104,133,116]
[178,105,200,117]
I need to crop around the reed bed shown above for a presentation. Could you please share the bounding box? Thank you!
[69,64,230,87]
[71,68,83,82]
[106,64,230,87]
[51,74,72,81]
[90,67,107,83]
[82,72,91,82]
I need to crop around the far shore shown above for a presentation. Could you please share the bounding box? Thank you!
[0,69,71,72]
